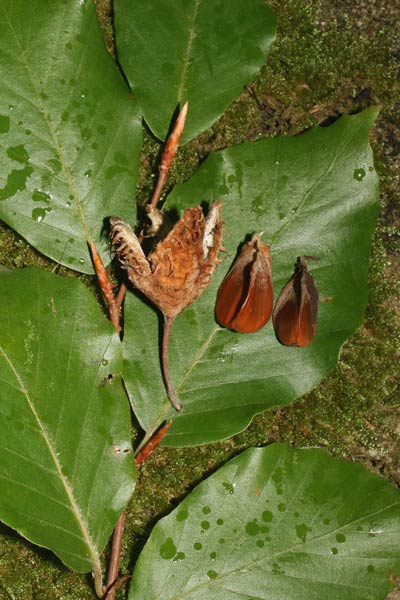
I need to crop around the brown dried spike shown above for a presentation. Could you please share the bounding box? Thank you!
[89,240,120,334]
[149,102,188,210]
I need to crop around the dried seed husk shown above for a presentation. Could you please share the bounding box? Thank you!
[110,201,223,411]
[215,233,273,333]
[273,256,318,347]
[110,202,222,320]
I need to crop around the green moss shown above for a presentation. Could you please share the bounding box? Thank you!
[1,0,399,598]
[93,0,115,56]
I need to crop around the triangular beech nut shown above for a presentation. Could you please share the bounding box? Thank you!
[273,256,319,347]
[215,233,273,333]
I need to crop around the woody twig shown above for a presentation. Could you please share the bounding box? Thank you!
[100,105,190,598]
[103,422,173,600]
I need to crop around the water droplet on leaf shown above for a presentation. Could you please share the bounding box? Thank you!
[176,510,188,522]
[0,114,10,134]
[353,167,366,181]
[245,520,260,536]
[32,207,48,222]
[295,523,311,542]
[160,537,177,560]
[222,482,235,494]
[7,144,29,164]
[193,542,202,550]
[32,189,51,203]
[262,510,273,523]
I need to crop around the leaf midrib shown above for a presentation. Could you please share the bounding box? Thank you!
[176,0,201,102]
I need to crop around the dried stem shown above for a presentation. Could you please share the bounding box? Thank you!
[103,511,126,600]
[161,316,182,412]
[89,240,120,334]
[149,101,188,209]
[102,422,172,599]
[89,240,125,598]
[101,104,188,599]
[102,575,131,600]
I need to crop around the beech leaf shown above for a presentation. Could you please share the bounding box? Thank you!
[0,0,142,273]
[129,444,400,600]
[114,0,276,143]
[0,269,135,580]
[122,109,379,446]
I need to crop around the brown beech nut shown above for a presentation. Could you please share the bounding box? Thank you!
[272,256,318,347]
[215,233,273,333]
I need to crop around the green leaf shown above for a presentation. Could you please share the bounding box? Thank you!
[122,109,379,446]
[114,0,276,143]
[129,444,400,600]
[0,0,142,274]
[0,269,135,581]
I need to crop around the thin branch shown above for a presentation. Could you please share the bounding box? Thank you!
[103,422,172,600]
[101,103,188,599]
[102,574,131,600]
[149,101,188,209]
[89,240,124,598]
[104,511,126,600]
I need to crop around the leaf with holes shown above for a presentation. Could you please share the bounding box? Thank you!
[114,0,276,143]
[0,269,135,594]
[122,108,379,446]
[0,0,141,273]
[129,444,400,600]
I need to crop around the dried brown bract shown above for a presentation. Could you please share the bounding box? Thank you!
[110,201,223,411]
